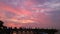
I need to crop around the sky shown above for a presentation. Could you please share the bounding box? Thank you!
[0,0,60,29]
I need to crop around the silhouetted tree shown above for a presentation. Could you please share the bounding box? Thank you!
[0,21,58,34]
[0,21,4,27]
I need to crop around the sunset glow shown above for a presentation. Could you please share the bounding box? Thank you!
[0,0,60,29]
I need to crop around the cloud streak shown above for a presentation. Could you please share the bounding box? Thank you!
[0,0,60,29]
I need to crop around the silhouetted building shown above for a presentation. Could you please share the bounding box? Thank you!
[0,21,58,34]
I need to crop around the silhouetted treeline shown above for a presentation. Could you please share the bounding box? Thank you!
[0,21,58,34]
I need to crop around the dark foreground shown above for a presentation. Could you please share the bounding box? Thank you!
[0,21,58,34]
